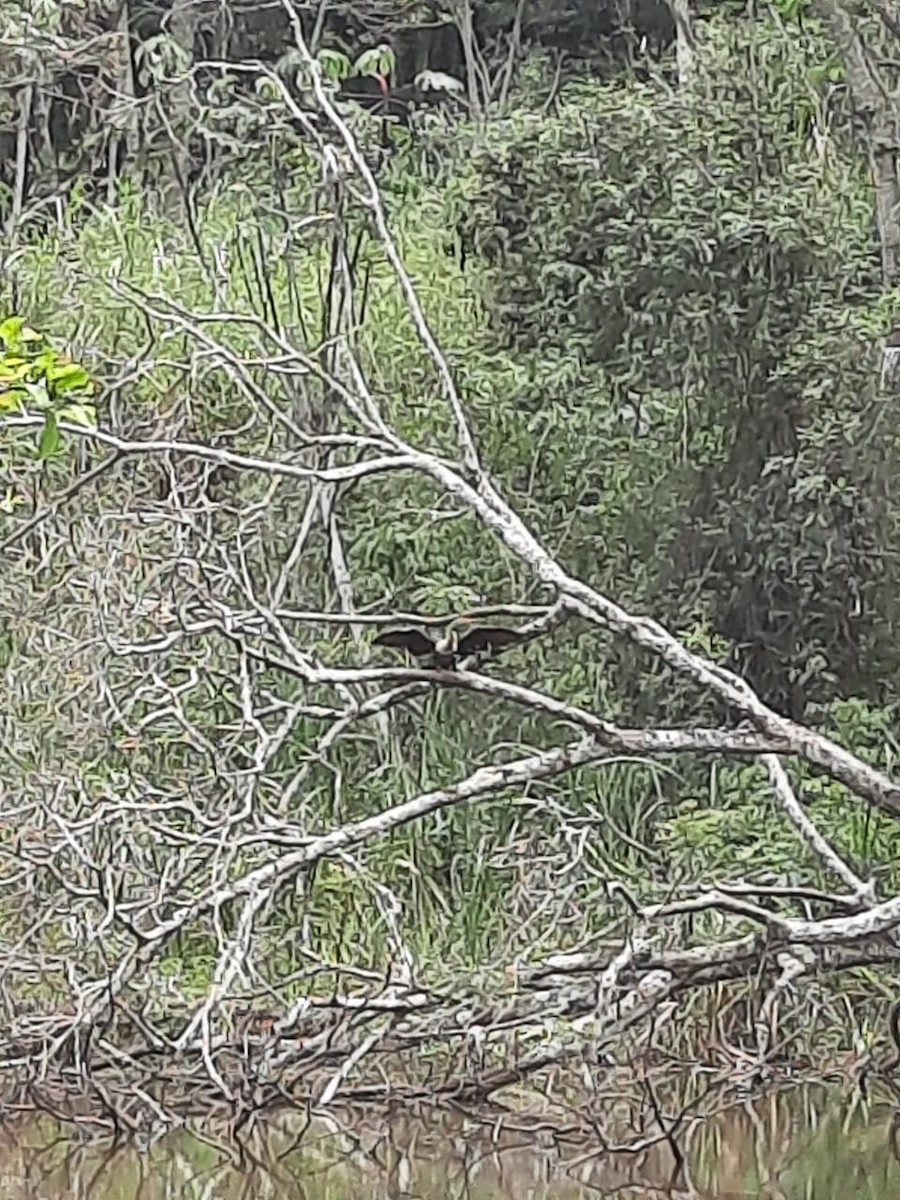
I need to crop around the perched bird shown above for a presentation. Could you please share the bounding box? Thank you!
[373,619,522,669]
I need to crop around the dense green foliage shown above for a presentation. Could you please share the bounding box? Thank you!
[459,22,899,720]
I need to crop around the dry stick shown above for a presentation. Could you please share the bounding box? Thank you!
[108,757,900,1021]
[245,603,551,627]
[10,740,611,1057]
[123,738,611,952]
[277,601,571,808]
[496,0,526,110]
[764,755,873,902]
[71,417,900,818]
[270,484,322,609]
[108,612,888,805]
[315,1023,391,1108]
[9,82,33,232]
[279,0,482,480]
[0,450,123,555]
[177,881,271,1067]
[2,415,411,483]
[415,461,900,817]
[274,14,900,820]
[111,276,393,441]
[112,615,795,757]
[755,947,813,1064]
[637,885,900,947]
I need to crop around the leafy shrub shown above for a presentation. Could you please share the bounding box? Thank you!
[458,17,900,719]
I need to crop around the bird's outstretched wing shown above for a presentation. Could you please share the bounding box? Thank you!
[373,628,437,659]
[456,626,522,656]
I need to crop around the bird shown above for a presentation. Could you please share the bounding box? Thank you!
[372,618,523,669]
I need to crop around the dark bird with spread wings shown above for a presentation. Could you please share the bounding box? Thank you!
[373,620,523,669]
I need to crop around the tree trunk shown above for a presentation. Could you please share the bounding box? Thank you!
[669,0,698,87]
[813,0,900,288]
[161,0,197,215]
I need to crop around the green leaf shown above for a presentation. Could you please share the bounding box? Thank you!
[38,412,60,459]
[0,387,25,412]
[48,361,92,394]
[0,358,31,384]
[772,0,809,18]
[353,44,395,79]
[0,316,24,348]
[0,487,23,514]
[58,401,97,428]
[23,380,51,410]
[318,49,352,81]
[254,76,280,100]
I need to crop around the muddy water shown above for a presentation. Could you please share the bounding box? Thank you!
[0,1089,897,1199]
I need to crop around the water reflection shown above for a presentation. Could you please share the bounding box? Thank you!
[0,1089,898,1199]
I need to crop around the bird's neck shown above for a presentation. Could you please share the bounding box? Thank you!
[435,629,459,655]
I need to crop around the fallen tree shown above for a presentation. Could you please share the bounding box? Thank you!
[2,0,900,1147]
